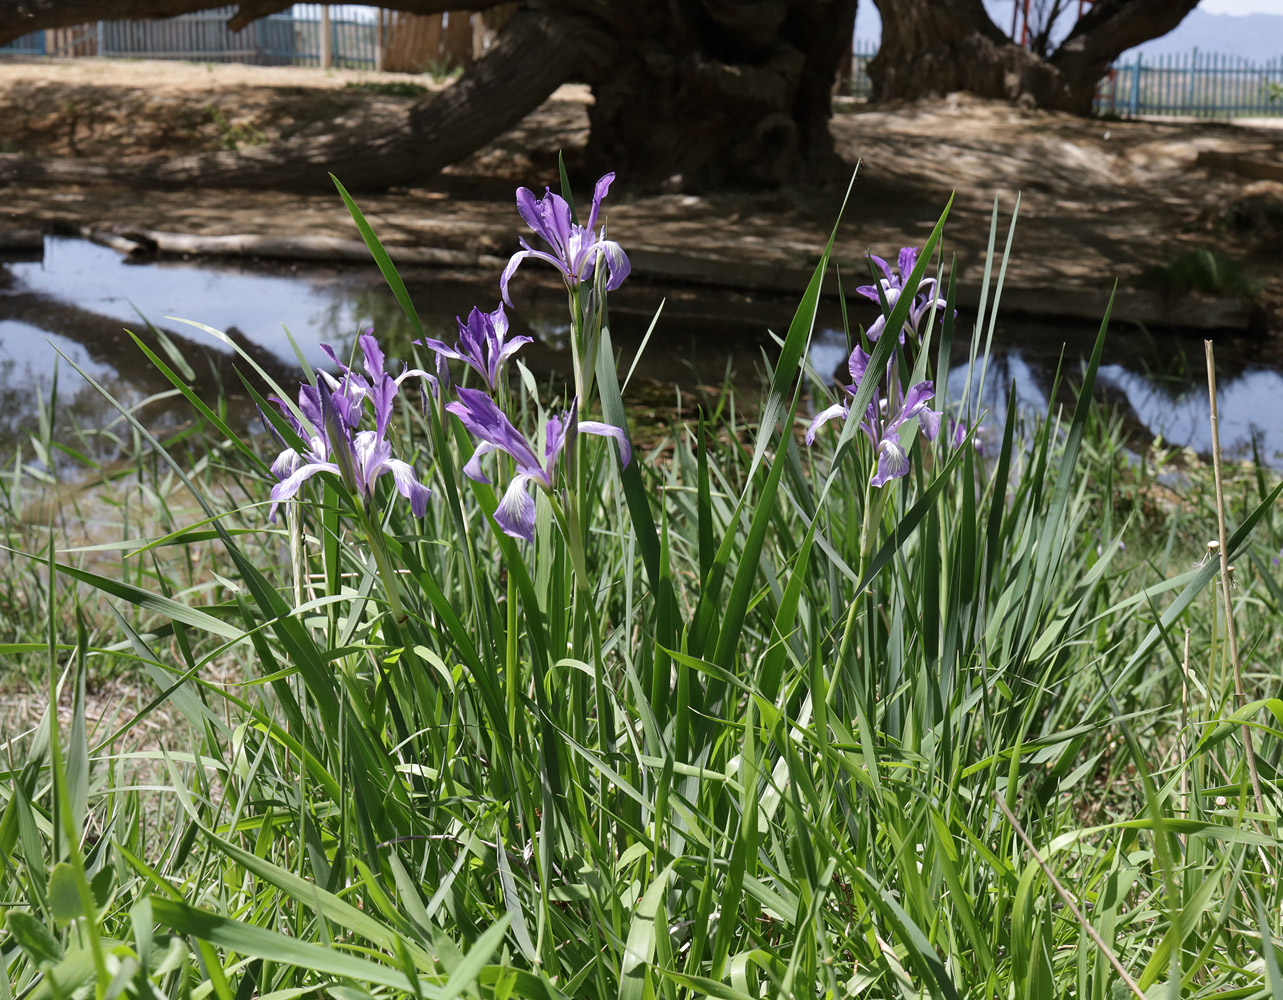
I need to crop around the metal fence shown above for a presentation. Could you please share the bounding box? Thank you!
[1097,49,1283,118]
[1,29,45,55]
[4,20,1280,120]
[0,5,383,68]
[848,38,877,100]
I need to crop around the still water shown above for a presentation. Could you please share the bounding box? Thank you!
[3,236,1282,473]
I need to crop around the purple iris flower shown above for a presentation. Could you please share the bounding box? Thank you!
[500,173,631,306]
[318,331,437,433]
[446,386,631,543]
[806,345,942,488]
[265,382,328,483]
[266,332,432,519]
[856,247,951,344]
[949,416,984,456]
[415,303,530,393]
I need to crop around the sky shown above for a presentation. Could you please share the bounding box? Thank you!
[855,0,1282,43]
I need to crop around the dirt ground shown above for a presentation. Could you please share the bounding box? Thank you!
[2,57,1283,334]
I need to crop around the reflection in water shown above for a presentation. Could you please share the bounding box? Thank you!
[3,238,1282,476]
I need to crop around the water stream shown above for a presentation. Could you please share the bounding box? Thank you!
[4,237,1281,476]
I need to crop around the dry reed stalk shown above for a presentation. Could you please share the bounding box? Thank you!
[1204,340,1267,824]
[994,793,1146,999]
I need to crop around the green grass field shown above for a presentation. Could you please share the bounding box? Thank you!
[2,183,1282,1000]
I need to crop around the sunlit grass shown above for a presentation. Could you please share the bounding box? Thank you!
[1,184,1282,1000]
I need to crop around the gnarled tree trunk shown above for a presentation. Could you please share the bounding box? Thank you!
[1,0,855,192]
[583,0,856,189]
[869,0,1199,114]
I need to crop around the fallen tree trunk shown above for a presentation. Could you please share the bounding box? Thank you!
[109,228,504,268]
[0,228,44,261]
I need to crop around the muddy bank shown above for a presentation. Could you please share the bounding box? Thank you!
[2,59,1282,334]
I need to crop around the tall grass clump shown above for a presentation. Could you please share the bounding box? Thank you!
[3,169,1283,1000]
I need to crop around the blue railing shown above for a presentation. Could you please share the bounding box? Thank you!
[1096,49,1283,118]
[0,30,45,55]
[0,5,381,68]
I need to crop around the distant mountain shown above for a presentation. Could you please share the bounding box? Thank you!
[1128,10,1283,63]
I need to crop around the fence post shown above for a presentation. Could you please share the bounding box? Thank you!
[1188,47,1198,115]
[96,20,105,57]
[376,8,385,72]
[320,5,332,69]
[1129,51,1141,116]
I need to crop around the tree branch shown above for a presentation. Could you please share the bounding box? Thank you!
[1052,0,1199,72]
[227,0,291,33]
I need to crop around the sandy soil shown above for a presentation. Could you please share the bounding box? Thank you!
[1,57,1282,333]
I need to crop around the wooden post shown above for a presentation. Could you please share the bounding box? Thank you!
[320,5,332,69]
[443,10,472,68]
[375,7,385,72]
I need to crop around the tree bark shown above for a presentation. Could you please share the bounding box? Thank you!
[870,0,1198,114]
[584,0,856,188]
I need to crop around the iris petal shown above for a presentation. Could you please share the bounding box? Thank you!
[805,402,849,446]
[494,474,538,543]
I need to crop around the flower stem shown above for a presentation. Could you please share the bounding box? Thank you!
[360,502,406,623]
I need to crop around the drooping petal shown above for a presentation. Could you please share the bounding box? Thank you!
[493,473,538,543]
[462,441,499,484]
[585,172,615,233]
[492,334,533,374]
[414,337,468,363]
[578,420,633,468]
[268,460,341,520]
[805,402,849,446]
[499,251,531,307]
[918,404,943,442]
[384,459,431,517]
[865,313,887,343]
[447,387,543,475]
[597,240,631,291]
[894,381,938,434]
[393,365,437,390]
[270,447,303,483]
[871,437,911,488]
[500,248,571,306]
